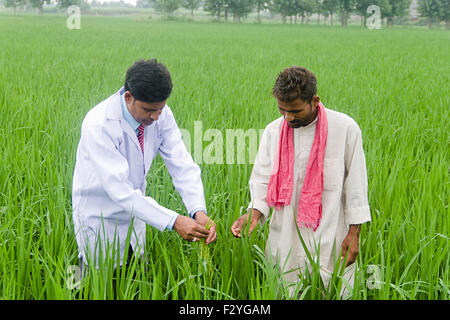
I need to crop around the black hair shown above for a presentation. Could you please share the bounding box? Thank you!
[124,59,173,103]
[272,66,317,104]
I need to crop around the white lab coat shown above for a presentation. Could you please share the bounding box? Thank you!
[72,87,206,267]
[248,108,371,294]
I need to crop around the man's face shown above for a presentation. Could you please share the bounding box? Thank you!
[124,91,166,127]
[276,96,319,128]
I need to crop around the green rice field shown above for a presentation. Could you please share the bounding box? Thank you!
[0,14,449,300]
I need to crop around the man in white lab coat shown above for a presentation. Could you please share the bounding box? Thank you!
[231,66,371,296]
[72,59,216,270]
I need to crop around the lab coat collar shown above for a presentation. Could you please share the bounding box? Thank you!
[106,87,143,153]
[105,87,125,121]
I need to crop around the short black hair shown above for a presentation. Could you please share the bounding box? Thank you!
[124,59,173,103]
[272,66,317,103]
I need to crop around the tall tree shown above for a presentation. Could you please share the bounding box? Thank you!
[316,0,324,24]
[303,0,316,24]
[354,0,372,26]
[152,0,181,16]
[255,0,267,23]
[354,0,408,27]
[373,0,391,26]
[438,0,449,29]
[30,0,51,15]
[385,0,412,26]
[418,0,441,28]
[204,0,225,20]
[224,0,231,21]
[5,0,25,14]
[323,0,338,25]
[295,0,306,24]
[338,0,354,26]
[271,0,297,23]
[181,0,201,16]
[228,0,254,21]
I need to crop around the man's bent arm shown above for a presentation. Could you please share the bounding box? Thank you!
[84,124,177,230]
[158,107,207,217]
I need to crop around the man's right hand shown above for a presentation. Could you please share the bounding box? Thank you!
[230,208,262,238]
[173,215,210,242]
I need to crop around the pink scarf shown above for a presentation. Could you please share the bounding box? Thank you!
[266,102,328,231]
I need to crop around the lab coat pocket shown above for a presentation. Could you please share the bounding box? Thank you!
[323,158,343,191]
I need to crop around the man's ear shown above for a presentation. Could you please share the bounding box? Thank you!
[312,95,320,108]
[124,91,134,105]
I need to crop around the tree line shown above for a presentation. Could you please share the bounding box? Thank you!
[3,0,449,28]
[3,0,88,15]
[201,0,448,27]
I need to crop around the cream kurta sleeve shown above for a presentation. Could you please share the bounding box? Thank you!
[248,120,281,225]
[343,123,371,225]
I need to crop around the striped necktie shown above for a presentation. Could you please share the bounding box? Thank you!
[137,124,144,154]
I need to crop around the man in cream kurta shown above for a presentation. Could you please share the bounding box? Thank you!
[231,66,371,296]
[251,108,370,285]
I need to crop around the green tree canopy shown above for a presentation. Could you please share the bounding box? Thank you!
[203,0,225,19]
[5,0,25,15]
[30,0,51,15]
[228,0,254,21]
[418,0,442,27]
[181,0,201,16]
[152,0,181,16]
[338,0,355,26]
[271,0,297,23]
[322,0,339,25]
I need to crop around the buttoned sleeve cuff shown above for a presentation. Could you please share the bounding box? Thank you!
[166,213,179,231]
[166,208,206,231]
[189,207,206,219]
[344,206,371,225]
[247,199,270,226]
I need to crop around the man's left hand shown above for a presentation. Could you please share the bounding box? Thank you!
[341,224,361,267]
[194,211,217,245]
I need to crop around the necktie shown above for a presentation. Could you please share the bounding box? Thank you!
[137,124,144,154]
